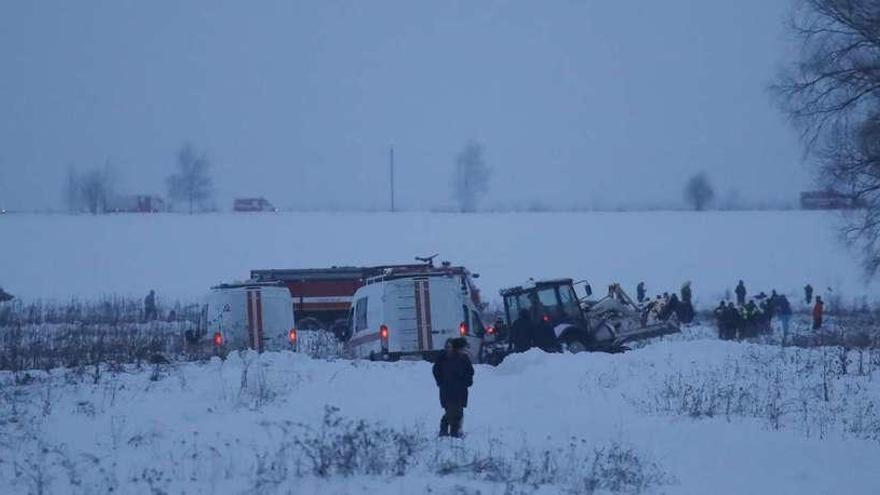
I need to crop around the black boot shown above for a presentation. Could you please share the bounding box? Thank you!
[439,414,449,437]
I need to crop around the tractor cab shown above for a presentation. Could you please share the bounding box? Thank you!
[501,279,588,330]
[494,277,680,359]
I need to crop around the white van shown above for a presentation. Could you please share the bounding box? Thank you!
[345,266,484,362]
[198,282,298,354]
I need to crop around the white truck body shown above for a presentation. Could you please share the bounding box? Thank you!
[346,273,483,362]
[204,283,297,352]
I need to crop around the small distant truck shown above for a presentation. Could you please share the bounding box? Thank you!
[346,263,484,363]
[233,197,278,212]
[191,281,298,354]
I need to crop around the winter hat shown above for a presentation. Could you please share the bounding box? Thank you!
[451,337,468,350]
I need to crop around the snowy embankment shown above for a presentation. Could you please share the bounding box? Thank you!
[2,331,879,494]
[0,210,877,309]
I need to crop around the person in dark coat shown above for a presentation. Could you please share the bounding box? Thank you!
[636,282,646,303]
[509,308,535,353]
[777,294,793,341]
[432,338,474,437]
[713,301,728,340]
[725,302,741,340]
[804,284,814,305]
[144,290,158,321]
[681,282,692,305]
[661,293,680,321]
[812,296,824,330]
[533,315,561,353]
[735,281,746,306]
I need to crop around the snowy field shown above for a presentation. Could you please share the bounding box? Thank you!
[1,210,878,309]
[2,329,879,494]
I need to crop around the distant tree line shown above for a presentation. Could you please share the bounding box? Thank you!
[61,143,213,214]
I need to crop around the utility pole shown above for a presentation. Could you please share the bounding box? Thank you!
[389,146,396,212]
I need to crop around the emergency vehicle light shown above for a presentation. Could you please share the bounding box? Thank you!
[379,325,389,340]
[459,322,468,336]
[213,332,223,346]
[288,328,298,344]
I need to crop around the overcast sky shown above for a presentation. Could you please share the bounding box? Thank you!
[0,0,806,211]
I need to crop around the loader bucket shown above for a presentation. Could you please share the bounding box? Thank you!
[615,321,680,345]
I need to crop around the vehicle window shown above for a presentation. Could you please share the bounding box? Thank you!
[537,287,559,308]
[559,286,581,320]
[355,297,368,332]
[516,293,532,316]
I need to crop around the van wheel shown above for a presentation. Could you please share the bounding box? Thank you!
[368,351,377,361]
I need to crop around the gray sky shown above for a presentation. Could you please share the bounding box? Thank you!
[0,0,805,211]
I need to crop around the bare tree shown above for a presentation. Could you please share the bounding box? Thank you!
[167,143,213,214]
[78,165,114,215]
[451,140,491,213]
[63,165,81,213]
[684,172,714,211]
[773,0,880,273]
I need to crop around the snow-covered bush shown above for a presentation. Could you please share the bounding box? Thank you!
[631,345,880,442]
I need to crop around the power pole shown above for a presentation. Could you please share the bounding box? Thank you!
[389,146,396,212]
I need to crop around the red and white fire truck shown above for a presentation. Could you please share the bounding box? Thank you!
[250,259,484,347]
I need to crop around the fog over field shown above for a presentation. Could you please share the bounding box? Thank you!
[1,210,874,308]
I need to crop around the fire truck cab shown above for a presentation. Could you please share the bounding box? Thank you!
[345,263,484,363]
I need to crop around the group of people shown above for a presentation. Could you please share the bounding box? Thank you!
[714,281,826,340]
[638,281,696,325]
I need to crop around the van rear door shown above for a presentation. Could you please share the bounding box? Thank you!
[426,277,462,348]
[386,279,421,352]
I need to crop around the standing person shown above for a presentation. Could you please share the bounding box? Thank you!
[509,308,534,353]
[768,290,779,323]
[636,282,646,303]
[735,281,746,306]
[144,290,158,321]
[681,281,692,305]
[777,294,793,342]
[432,338,474,438]
[812,296,824,330]
[533,314,561,353]
[713,301,728,340]
[726,302,742,340]
[804,284,814,305]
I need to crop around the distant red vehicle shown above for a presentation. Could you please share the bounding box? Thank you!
[233,197,277,212]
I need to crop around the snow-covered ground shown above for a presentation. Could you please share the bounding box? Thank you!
[3,210,879,493]
[2,328,879,494]
[1,210,877,309]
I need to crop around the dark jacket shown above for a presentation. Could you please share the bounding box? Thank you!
[681,285,692,304]
[777,296,792,316]
[735,283,746,300]
[509,317,535,352]
[432,352,474,408]
[534,320,561,353]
